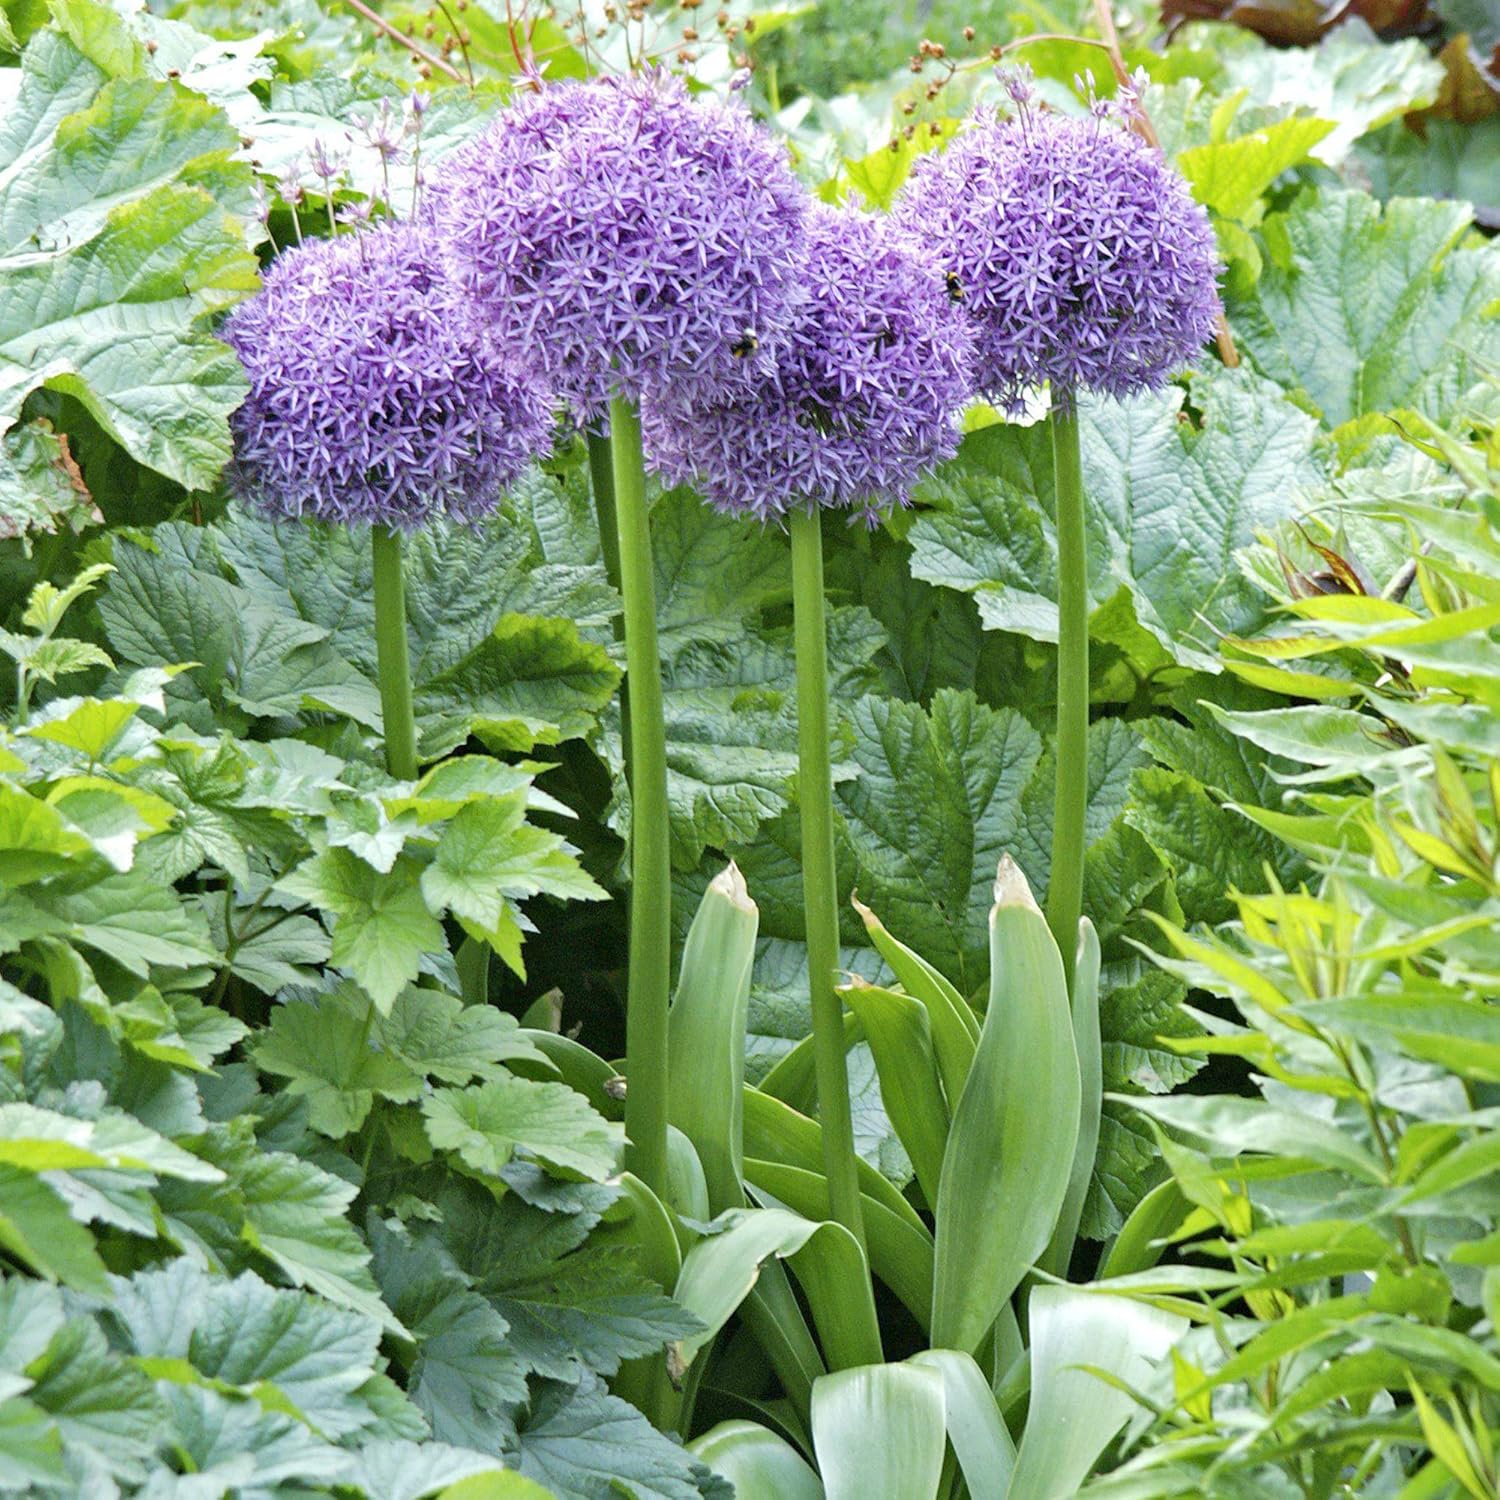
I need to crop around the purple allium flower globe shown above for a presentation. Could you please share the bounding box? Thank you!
[430,70,810,420]
[890,81,1220,411]
[222,218,552,530]
[642,205,975,526]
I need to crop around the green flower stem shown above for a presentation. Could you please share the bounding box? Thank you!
[1046,397,1087,998]
[588,427,631,767]
[610,397,671,1197]
[371,524,418,782]
[789,504,866,1253]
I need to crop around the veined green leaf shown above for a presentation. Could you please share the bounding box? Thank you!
[421,1077,623,1183]
[1229,189,1499,428]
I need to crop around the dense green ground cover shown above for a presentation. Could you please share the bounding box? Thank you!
[0,0,1497,1494]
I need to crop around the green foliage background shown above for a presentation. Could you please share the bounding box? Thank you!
[0,0,1496,1491]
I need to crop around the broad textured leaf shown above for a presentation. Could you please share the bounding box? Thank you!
[830,690,1042,996]
[232,1147,398,1332]
[398,1278,527,1452]
[1010,717,1155,907]
[101,530,381,730]
[415,614,621,760]
[513,1372,726,1500]
[421,798,604,944]
[0,1163,108,1291]
[1125,704,1301,926]
[217,496,616,687]
[111,1260,396,1442]
[1351,118,1500,228]
[377,984,552,1084]
[1215,20,1443,162]
[909,367,1325,671]
[280,849,446,1016]
[606,488,885,867]
[337,1440,513,1500]
[0,1395,64,1491]
[0,419,97,548]
[0,54,248,260]
[1228,188,1500,427]
[40,869,216,974]
[1177,115,1336,221]
[253,996,423,1138]
[421,1183,693,1384]
[490,1242,701,1381]
[156,1382,350,1490]
[421,1077,623,1182]
[0,32,258,489]
[22,1318,162,1483]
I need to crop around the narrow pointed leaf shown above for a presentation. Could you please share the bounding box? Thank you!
[689,1420,824,1500]
[667,863,759,1213]
[1007,1285,1186,1500]
[1043,918,1103,1276]
[852,895,978,1105]
[674,1208,881,1373]
[743,1087,925,1233]
[811,1362,946,1500]
[745,1158,933,1332]
[907,1349,1016,1497]
[931,859,1080,1353]
[839,981,948,1205]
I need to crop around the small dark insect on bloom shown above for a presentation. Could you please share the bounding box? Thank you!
[945,272,964,303]
[221,219,553,531]
[643,206,975,526]
[890,70,1220,410]
[429,70,809,420]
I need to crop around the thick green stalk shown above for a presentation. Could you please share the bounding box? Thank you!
[1046,400,1087,998]
[588,426,631,767]
[611,397,671,1196]
[371,524,418,782]
[789,505,866,1252]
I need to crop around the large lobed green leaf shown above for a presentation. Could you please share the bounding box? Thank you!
[1228,188,1500,429]
[0,26,259,497]
[908,365,1326,672]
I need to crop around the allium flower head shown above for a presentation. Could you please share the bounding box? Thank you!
[222,218,553,530]
[430,70,809,419]
[890,91,1220,409]
[642,205,975,526]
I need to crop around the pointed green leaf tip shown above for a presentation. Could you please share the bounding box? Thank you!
[991,852,1041,914]
[707,858,755,913]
